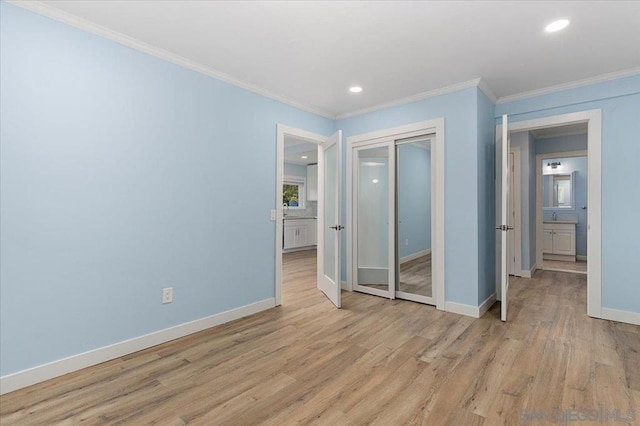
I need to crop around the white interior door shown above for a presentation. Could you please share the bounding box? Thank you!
[317,131,342,308]
[499,115,511,321]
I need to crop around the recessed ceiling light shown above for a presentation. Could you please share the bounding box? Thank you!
[349,86,363,93]
[301,155,308,159]
[545,19,570,33]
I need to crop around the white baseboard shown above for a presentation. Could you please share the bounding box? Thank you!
[478,293,497,318]
[601,308,640,326]
[445,293,497,319]
[400,249,431,264]
[576,255,587,261]
[445,301,478,318]
[0,298,276,395]
[521,263,537,279]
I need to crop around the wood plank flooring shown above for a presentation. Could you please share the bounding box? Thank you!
[1,250,638,425]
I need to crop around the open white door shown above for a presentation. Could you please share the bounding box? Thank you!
[498,115,511,321]
[317,131,342,308]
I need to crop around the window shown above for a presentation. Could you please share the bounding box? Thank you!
[283,176,305,209]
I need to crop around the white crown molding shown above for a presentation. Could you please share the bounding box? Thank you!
[477,78,498,104]
[336,78,484,120]
[7,0,335,119]
[496,67,640,104]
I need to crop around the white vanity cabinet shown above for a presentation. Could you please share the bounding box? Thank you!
[283,218,317,250]
[543,222,576,261]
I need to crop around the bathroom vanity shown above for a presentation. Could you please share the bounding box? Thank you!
[543,221,576,261]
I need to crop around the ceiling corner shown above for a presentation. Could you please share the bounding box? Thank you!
[477,78,498,104]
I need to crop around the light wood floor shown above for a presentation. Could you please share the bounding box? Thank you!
[543,259,588,274]
[2,250,638,425]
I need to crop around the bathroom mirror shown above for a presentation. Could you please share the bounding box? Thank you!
[543,172,575,209]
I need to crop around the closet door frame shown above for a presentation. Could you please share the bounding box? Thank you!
[346,119,445,311]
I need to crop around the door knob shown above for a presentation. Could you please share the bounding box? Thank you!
[329,225,344,231]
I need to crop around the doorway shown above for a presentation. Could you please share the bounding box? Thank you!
[346,120,445,309]
[536,148,588,275]
[496,109,602,321]
[275,125,343,308]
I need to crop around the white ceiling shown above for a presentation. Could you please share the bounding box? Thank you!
[285,136,317,165]
[17,1,640,118]
[530,122,588,139]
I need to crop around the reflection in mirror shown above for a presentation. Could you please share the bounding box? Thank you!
[356,146,389,291]
[396,138,432,297]
[543,172,574,209]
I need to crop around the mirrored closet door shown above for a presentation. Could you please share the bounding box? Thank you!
[395,137,434,305]
[351,133,436,306]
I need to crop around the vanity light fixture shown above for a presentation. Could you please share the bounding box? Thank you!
[349,86,363,93]
[545,19,570,33]
[547,161,562,169]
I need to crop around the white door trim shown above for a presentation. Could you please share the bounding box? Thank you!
[496,109,602,318]
[275,124,327,306]
[345,119,445,311]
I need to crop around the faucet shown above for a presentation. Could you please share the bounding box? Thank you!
[552,211,557,221]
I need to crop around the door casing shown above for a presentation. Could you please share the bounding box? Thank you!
[494,109,602,319]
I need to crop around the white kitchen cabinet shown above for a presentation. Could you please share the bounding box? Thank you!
[283,218,317,250]
[306,164,318,201]
[543,222,576,261]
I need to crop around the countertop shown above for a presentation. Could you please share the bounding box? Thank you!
[543,220,578,224]
[283,216,317,220]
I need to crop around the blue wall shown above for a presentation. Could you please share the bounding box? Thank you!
[397,145,431,259]
[536,134,587,154]
[496,74,640,314]
[477,90,496,304]
[336,88,483,307]
[0,3,334,376]
[542,156,588,256]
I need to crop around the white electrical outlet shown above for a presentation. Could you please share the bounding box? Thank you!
[162,287,173,304]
